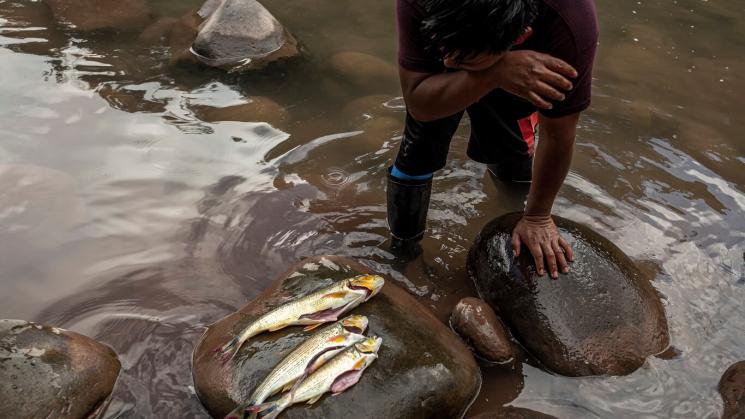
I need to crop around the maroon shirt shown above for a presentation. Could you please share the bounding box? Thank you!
[397,0,599,118]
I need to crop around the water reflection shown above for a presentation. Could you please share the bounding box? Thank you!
[1,0,744,417]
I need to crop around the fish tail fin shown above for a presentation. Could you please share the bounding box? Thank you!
[213,336,244,364]
[245,399,287,419]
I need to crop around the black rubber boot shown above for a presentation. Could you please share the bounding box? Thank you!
[386,167,432,245]
[487,156,534,184]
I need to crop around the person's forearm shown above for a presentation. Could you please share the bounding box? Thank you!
[525,113,579,216]
[404,69,499,121]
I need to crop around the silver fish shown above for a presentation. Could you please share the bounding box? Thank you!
[224,315,369,419]
[245,336,382,419]
[214,275,384,363]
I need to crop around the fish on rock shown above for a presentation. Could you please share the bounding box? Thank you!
[214,275,384,363]
[244,336,382,419]
[224,315,369,419]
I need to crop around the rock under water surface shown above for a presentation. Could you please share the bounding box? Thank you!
[468,212,670,377]
[45,0,152,32]
[0,319,121,419]
[719,361,745,419]
[193,255,481,418]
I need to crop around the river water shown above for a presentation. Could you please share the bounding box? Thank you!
[0,0,743,418]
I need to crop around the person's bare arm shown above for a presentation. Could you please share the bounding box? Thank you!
[401,50,578,122]
[511,113,579,278]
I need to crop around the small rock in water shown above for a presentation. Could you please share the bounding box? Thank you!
[45,0,152,32]
[191,96,288,126]
[330,51,398,88]
[191,0,300,70]
[192,256,481,418]
[0,319,121,419]
[450,297,514,363]
[719,361,745,419]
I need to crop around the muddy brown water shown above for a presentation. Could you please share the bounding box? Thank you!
[0,0,743,418]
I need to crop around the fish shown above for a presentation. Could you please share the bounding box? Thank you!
[245,336,382,419]
[214,275,384,363]
[224,315,369,419]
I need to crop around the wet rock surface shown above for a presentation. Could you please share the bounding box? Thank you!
[469,212,670,377]
[0,319,121,419]
[192,0,300,70]
[470,407,557,419]
[719,361,745,419]
[193,255,481,418]
[451,297,513,363]
[192,96,289,126]
[330,51,398,87]
[45,0,152,32]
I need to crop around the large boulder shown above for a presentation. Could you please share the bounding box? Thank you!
[191,0,300,70]
[468,212,669,377]
[0,320,121,419]
[719,361,745,419]
[193,255,481,418]
[45,0,152,32]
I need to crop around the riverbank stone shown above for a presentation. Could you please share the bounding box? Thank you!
[191,0,300,70]
[468,212,670,377]
[0,319,121,419]
[45,0,151,32]
[451,297,514,363]
[193,255,481,418]
[719,361,745,419]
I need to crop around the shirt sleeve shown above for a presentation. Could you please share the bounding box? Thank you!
[396,0,444,73]
[539,12,599,118]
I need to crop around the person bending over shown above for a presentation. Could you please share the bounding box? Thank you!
[387,0,598,278]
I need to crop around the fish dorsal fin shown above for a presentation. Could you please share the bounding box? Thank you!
[303,323,323,332]
[307,395,323,405]
[327,335,346,344]
[323,291,348,299]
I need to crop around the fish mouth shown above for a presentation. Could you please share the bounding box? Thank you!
[348,275,385,300]
[340,315,369,335]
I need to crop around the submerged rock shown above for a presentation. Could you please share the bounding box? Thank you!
[45,0,152,32]
[468,212,669,377]
[330,51,398,87]
[451,297,513,363]
[719,361,745,419]
[0,319,121,419]
[470,407,557,419]
[192,96,289,126]
[191,0,300,70]
[193,255,481,418]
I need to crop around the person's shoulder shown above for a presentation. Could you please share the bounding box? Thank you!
[543,0,599,46]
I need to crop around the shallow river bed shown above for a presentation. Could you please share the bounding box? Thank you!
[0,0,744,417]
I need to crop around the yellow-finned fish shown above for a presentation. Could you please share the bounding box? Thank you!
[224,315,369,419]
[245,336,382,419]
[214,275,384,363]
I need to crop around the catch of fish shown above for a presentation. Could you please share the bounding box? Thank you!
[217,275,386,419]
[214,274,385,363]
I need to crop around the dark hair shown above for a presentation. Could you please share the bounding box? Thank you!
[421,0,538,63]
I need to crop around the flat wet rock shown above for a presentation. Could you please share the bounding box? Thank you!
[45,0,151,32]
[192,0,300,70]
[468,212,669,377]
[719,361,745,419]
[0,319,121,419]
[193,255,481,418]
[192,97,289,126]
[451,298,513,363]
